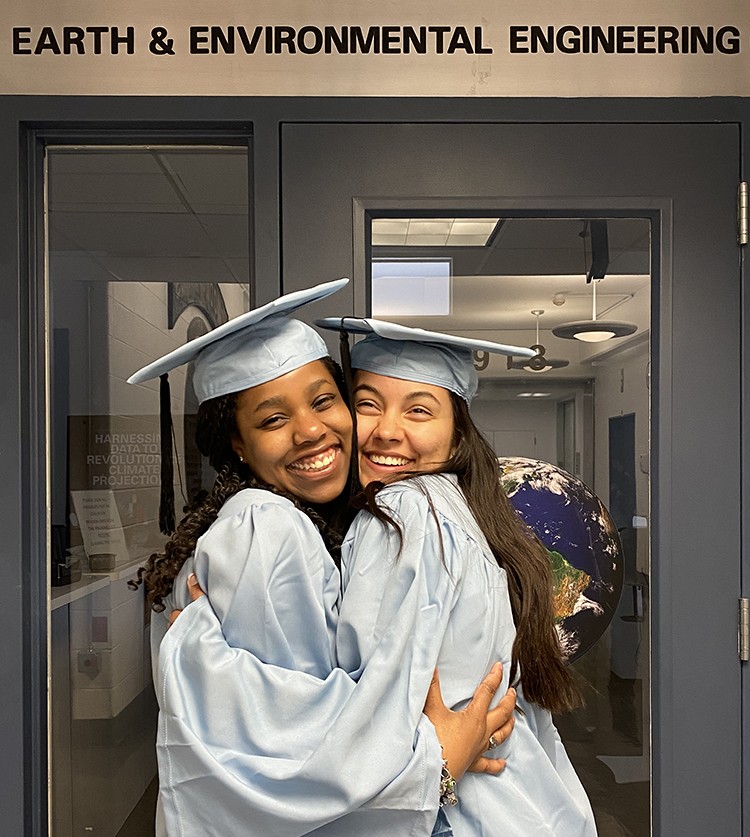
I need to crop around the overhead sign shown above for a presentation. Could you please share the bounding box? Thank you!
[1,0,748,96]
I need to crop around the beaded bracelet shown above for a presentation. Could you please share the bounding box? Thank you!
[439,759,458,807]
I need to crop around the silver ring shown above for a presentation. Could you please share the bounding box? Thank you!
[488,733,499,749]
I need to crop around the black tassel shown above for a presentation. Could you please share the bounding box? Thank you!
[339,325,360,492]
[159,373,176,535]
[338,325,354,397]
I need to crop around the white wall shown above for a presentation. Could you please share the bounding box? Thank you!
[471,396,558,462]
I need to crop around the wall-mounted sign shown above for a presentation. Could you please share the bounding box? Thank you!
[1,0,748,96]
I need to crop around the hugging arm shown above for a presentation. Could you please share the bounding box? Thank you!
[336,484,517,785]
[158,592,446,836]
[176,573,516,781]
[157,493,514,836]
[157,495,444,836]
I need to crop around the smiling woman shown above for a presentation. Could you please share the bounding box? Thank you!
[332,318,595,836]
[149,315,589,836]
[231,361,352,505]
[128,279,363,830]
[354,373,454,484]
[128,278,353,616]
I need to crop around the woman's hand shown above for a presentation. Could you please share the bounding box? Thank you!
[423,662,516,781]
[168,573,205,627]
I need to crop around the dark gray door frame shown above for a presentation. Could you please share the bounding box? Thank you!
[281,120,741,834]
[0,96,747,836]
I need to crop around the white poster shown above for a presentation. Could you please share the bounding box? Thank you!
[70,489,130,568]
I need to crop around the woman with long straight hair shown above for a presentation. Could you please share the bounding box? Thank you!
[327,317,595,835]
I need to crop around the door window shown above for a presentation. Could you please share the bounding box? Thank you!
[47,145,251,836]
[369,213,652,835]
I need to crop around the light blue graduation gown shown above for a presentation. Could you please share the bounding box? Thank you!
[154,488,442,836]
[156,476,596,835]
[336,474,597,836]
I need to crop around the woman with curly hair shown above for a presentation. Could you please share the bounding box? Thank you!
[130,280,354,684]
[130,281,515,837]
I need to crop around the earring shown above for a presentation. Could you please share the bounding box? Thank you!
[238,454,244,463]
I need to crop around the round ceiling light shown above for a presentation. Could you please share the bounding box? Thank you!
[509,352,570,373]
[509,311,570,371]
[552,280,637,343]
[551,320,637,342]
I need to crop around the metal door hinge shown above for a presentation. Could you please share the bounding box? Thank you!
[738,182,748,244]
[740,598,749,661]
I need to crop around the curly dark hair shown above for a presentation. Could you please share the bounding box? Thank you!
[133,357,354,611]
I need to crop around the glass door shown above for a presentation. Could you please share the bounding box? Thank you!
[46,144,251,836]
[368,213,651,835]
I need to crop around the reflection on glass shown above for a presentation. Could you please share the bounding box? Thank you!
[369,215,651,837]
[47,146,250,836]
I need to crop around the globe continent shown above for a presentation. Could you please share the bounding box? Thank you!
[498,457,624,662]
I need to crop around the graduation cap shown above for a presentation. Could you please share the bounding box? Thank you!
[128,278,349,533]
[316,317,534,404]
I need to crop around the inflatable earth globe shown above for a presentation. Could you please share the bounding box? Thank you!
[498,457,624,663]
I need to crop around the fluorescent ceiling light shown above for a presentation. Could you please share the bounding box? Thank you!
[372,217,500,247]
[408,220,452,236]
